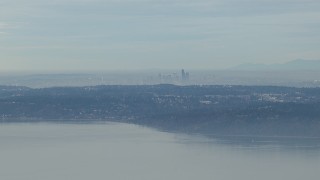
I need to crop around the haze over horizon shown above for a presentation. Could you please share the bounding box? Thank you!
[1,0,320,72]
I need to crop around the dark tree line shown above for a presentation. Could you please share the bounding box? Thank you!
[0,85,320,136]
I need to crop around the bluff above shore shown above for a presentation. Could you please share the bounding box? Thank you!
[1,84,320,137]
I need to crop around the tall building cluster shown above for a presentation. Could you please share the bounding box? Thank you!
[158,69,190,84]
[181,69,190,82]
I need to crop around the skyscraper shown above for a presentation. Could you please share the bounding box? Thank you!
[181,69,186,81]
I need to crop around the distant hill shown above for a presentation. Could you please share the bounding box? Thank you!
[233,59,320,70]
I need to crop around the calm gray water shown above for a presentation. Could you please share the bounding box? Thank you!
[0,122,319,180]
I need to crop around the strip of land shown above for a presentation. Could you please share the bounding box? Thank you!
[1,85,320,137]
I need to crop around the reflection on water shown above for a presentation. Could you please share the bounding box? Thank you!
[176,133,320,152]
[0,122,319,180]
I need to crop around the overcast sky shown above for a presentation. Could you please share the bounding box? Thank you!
[1,0,320,72]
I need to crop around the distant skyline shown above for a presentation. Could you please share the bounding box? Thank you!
[1,0,320,72]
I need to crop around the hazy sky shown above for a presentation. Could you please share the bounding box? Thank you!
[1,0,320,71]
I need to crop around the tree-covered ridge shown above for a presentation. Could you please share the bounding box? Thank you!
[1,85,320,136]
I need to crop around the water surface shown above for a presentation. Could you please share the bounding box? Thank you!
[0,122,319,180]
